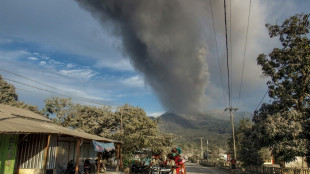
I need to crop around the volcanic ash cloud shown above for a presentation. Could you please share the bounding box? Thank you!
[76,0,209,113]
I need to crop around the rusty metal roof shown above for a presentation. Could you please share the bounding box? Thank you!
[0,104,121,143]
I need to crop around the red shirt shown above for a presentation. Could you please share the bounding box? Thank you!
[174,156,183,174]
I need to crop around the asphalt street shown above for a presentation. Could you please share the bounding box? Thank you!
[186,163,229,174]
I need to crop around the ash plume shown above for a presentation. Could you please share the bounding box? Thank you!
[75,0,210,113]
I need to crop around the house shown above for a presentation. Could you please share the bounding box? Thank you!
[0,104,122,174]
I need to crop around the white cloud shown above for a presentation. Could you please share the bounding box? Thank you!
[59,69,96,80]
[0,38,13,45]
[0,50,30,60]
[61,88,109,101]
[66,63,75,68]
[41,55,50,60]
[49,59,64,65]
[28,56,38,60]
[39,61,46,65]
[148,112,164,117]
[96,58,134,71]
[120,75,145,88]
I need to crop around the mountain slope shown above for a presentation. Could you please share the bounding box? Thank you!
[156,111,252,147]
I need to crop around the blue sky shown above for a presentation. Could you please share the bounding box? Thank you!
[0,0,309,116]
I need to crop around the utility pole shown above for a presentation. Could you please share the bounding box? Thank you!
[225,107,238,160]
[200,137,204,159]
[206,139,209,160]
[120,107,123,132]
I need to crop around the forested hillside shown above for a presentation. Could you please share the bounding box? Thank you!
[156,111,252,149]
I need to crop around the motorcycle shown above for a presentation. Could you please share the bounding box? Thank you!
[66,160,76,174]
[160,167,172,174]
[95,159,106,174]
[83,159,91,174]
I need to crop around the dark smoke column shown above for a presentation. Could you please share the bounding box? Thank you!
[76,0,209,113]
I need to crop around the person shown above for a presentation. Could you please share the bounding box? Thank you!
[172,148,185,174]
[165,154,176,174]
[230,158,236,174]
[151,155,160,165]
[231,158,236,169]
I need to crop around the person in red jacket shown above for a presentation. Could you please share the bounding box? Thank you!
[171,148,185,174]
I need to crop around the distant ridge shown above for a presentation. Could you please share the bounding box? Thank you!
[155,111,252,146]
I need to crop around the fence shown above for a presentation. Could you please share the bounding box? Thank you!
[200,161,310,174]
[245,166,310,174]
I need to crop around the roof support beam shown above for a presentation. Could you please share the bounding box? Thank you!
[75,138,82,174]
[43,134,51,173]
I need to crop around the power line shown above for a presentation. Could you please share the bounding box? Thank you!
[250,89,268,120]
[0,67,58,90]
[237,0,252,107]
[229,0,233,106]
[15,87,51,98]
[3,77,105,106]
[254,89,268,112]
[224,0,231,107]
[209,0,228,107]
[0,67,107,106]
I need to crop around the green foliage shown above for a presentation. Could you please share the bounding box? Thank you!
[157,111,252,157]
[111,104,171,155]
[254,13,310,163]
[0,74,42,114]
[0,75,18,103]
[10,101,42,115]
[43,97,171,156]
[232,119,268,167]
[44,97,75,126]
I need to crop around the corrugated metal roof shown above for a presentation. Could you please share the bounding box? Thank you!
[0,104,121,143]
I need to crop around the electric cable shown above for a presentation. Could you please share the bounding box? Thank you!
[224,0,231,107]
[209,0,228,107]
[3,77,105,106]
[237,0,252,107]
[250,89,268,119]
[0,67,58,90]
[229,0,233,106]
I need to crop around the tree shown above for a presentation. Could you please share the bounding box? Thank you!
[0,74,42,114]
[234,119,268,167]
[253,13,310,164]
[112,104,171,155]
[69,104,116,136]
[0,74,18,103]
[43,97,171,156]
[44,97,75,126]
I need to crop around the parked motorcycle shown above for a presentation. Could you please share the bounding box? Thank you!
[66,160,76,174]
[83,159,91,174]
[160,167,172,174]
[95,159,106,174]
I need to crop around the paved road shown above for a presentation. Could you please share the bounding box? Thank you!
[186,163,229,174]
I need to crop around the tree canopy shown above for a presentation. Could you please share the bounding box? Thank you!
[0,74,41,114]
[0,75,18,103]
[43,97,171,156]
[253,13,310,163]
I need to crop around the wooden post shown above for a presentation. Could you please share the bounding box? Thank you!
[120,144,123,170]
[116,143,120,172]
[75,139,81,174]
[43,134,51,173]
[97,152,101,174]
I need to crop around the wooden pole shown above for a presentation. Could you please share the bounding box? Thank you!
[43,134,51,173]
[97,152,101,174]
[225,107,238,160]
[75,139,81,174]
[116,144,120,172]
[120,144,123,170]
